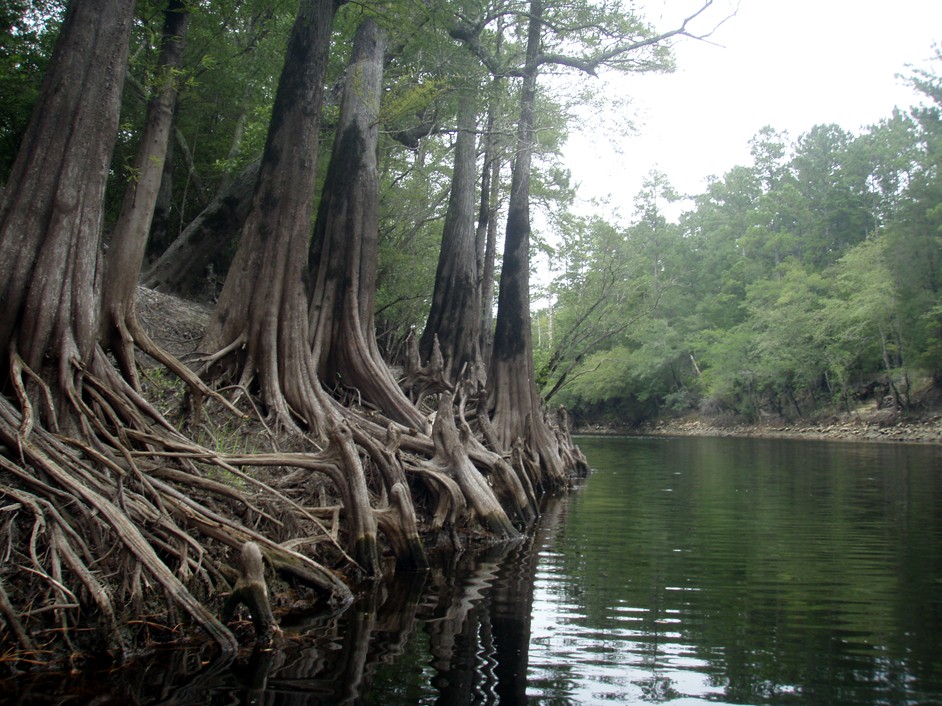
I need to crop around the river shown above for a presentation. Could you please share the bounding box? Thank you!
[5,436,941,704]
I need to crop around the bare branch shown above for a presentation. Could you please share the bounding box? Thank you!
[536,1,725,76]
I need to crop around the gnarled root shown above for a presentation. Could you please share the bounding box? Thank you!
[456,385,538,525]
[357,425,428,570]
[223,541,278,644]
[401,331,450,406]
[425,393,518,540]
[0,351,357,667]
[0,396,239,659]
[327,420,381,576]
[552,405,590,478]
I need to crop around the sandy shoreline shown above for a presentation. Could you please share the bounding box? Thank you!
[577,415,942,445]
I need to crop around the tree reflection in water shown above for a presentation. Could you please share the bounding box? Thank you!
[225,495,568,705]
[3,496,569,705]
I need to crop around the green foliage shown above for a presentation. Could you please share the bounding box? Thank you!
[820,237,899,393]
[0,0,63,180]
[7,0,936,430]
[548,52,942,425]
[374,135,451,359]
[105,0,298,238]
[536,172,692,409]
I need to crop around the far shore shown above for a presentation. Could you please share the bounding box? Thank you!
[576,414,942,445]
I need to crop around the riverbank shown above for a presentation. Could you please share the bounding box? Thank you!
[580,412,942,444]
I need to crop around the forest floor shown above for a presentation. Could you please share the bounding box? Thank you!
[137,284,211,360]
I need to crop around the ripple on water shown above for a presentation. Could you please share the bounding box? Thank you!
[521,437,942,705]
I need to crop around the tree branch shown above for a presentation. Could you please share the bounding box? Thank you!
[536,0,724,76]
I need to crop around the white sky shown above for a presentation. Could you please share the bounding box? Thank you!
[563,0,942,217]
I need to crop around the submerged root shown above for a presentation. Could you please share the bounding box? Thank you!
[0,290,588,671]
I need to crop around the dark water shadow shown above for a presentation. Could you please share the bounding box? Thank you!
[1,494,573,705]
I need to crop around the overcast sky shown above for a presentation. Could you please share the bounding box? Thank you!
[562,0,942,218]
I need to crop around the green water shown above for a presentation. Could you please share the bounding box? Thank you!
[7,436,941,705]
[525,436,942,704]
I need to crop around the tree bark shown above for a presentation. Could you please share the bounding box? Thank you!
[102,0,189,384]
[222,541,277,643]
[307,19,426,431]
[476,92,502,371]
[0,0,136,427]
[198,0,339,431]
[486,0,566,488]
[420,92,484,387]
[146,144,176,260]
[426,393,518,539]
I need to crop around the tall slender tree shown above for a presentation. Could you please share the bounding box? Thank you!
[487,0,568,486]
[420,90,486,386]
[101,0,190,384]
[198,0,340,431]
[476,82,506,371]
[308,18,521,546]
[308,18,426,431]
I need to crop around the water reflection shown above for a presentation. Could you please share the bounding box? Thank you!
[206,539,549,705]
[4,437,941,705]
[231,492,567,705]
[3,496,568,705]
[523,436,942,705]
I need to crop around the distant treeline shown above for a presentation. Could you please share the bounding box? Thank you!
[534,50,942,426]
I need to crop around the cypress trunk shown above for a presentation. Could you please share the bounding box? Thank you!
[486,0,566,487]
[420,92,484,386]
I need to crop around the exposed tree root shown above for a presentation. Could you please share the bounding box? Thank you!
[0,295,589,672]
[222,542,278,644]
[423,393,518,540]
[0,566,35,654]
[0,397,239,658]
[402,332,450,406]
[0,344,368,669]
[551,406,590,478]
[2,212,589,672]
[456,386,538,525]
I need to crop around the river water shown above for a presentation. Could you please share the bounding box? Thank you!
[6,436,942,704]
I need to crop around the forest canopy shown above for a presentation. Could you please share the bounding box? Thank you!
[0,0,732,666]
[534,53,942,426]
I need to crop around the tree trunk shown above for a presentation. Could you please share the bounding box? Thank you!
[307,19,426,431]
[486,0,567,488]
[146,144,176,260]
[102,0,189,384]
[198,0,338,431]
[477,95,502,371]
[142,159,259,299]
[0,0,135,426]
[420,92,484,387]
